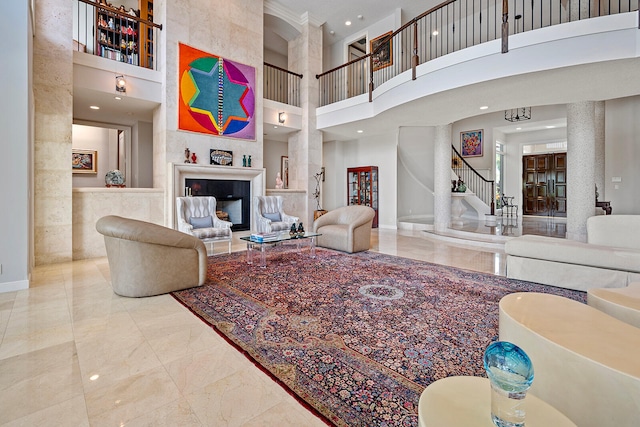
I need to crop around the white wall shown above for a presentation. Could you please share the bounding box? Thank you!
[0,1,31,291]
[72,125,114,187]
[324,132,397,228]
[264,138,287,188]
[397,126,435,221]
[604,95,640,214]
[134,121,154,188]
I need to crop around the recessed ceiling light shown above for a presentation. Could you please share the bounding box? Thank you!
[516,127,522,130]
[480,106,489,110]
[432,30,439,36]
[345,20,352,26]
[330,30,335,35]
[90,105,100,110]
[357,130,363,133]
[545,125,556,129]
[114,96,122,100]
[274,126,278,129]
[357,15,363,20]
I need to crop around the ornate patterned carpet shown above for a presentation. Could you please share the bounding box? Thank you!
[172,248,585,426]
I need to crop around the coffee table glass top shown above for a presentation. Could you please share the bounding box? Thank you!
[240,232,321,244]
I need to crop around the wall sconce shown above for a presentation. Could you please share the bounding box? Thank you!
[278,112,286,124]
[115,75,126,93]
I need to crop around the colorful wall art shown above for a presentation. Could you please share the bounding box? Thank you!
[179,43,256,140]
[460,129,483,157]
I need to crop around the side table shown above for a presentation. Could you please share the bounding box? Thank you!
[418,376,575,427]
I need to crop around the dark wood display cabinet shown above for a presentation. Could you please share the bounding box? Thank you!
[347,166,379,228]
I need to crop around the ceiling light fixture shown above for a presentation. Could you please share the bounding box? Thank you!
[278,112,286,124]
[345,20,352,26]
[480,105,489,110]
[115,75,126,93]
[90,105,100,110]
[357,130,363,133]
[432,30,439,36]
[505,107,532,122]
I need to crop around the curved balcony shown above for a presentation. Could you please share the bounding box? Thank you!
[317,8,640,137]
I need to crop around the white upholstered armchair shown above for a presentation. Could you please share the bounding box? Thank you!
[253,195,299,233]
[176,196,233,254]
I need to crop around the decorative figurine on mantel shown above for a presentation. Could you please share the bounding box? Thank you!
[190,152,197,164]
[290,223,297,237]
[275,172,283,189]
[184,148,191,163]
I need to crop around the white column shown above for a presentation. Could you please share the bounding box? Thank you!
[434,124,452,232]
[566,102,596,242]
[594,101,605,202]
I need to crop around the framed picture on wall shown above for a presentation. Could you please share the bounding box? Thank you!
[460,129,483,157]
[371,32,393,71]
[281,156,289,189]
[72,149,98,174]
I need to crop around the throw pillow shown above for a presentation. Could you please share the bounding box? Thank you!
[263,212,282,222]
[189,216,213,229]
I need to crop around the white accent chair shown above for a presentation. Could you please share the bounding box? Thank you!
[176,196,233,254]
[253,195,299,233]
[313,205,375,253]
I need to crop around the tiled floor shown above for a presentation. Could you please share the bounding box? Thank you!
[0,224,550,426]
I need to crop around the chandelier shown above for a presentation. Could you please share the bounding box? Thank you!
[505,107,531,122]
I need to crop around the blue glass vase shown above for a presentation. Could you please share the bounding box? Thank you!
[483,341,534,427]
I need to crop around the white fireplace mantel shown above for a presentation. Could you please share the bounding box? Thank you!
[167,162,265,230]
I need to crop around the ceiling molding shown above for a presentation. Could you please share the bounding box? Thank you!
[300,12,324,28]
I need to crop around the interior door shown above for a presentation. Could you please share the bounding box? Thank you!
[522,153,567,217]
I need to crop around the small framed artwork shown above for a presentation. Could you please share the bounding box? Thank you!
[72,149,98,174]
[371,32,393,71]
[281,156,289,189]
[460,129,483,157]
[210,149,233,166]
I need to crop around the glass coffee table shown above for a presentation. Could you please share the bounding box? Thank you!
[239,232,321,268]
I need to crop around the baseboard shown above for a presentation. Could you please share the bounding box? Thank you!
[0,279,29,293]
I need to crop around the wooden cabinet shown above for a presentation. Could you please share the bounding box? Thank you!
[347,166,378,228]
[138,0,154,69]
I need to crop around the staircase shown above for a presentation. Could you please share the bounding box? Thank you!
[451,145,495,219]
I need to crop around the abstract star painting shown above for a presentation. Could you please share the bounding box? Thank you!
[178,43,256,140]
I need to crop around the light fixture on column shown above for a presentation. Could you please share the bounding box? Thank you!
[505,107,531,122]
[115,75,126,93]
[278,112,286,124]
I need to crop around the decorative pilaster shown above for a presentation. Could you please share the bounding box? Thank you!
[434,124,453,232]
[566,101,596,242]
[33,0,74,264]
[288,13,323,226]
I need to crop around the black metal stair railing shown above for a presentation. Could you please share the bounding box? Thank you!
[451,145,495,215]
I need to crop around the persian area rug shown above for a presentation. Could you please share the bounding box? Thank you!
[172,248,585,427]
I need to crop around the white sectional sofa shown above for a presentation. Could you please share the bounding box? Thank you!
[505,215,640,291]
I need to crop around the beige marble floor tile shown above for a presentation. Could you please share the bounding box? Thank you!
[84,365,181,424]
[1,395,89,427]
[115,397,203,427]
[0,342,84,424]
[0,322,74,360]
[242,400,328,427]
[184,368,285,427]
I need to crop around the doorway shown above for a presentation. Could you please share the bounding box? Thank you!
[522,153,567,216]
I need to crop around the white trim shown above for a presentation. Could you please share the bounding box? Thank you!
[0,279,29,293]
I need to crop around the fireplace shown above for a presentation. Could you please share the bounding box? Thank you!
[169,163,265,232]
[186,179,251,231]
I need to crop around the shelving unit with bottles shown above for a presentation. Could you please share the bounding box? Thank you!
[347,166,378,228]
[95,6,139,65]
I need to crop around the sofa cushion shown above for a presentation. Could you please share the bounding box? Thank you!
[263,212,282,222]
[587,215,640,250]
[505,235,640,273]
[189,216,213,229]
[191,227,231,239]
